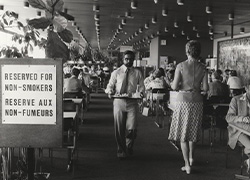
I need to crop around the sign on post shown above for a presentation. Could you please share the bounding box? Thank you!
[2,65,56,124]
[0,59,63,148]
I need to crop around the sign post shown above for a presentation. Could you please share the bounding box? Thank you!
[0,58,63,179]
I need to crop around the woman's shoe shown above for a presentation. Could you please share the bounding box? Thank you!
[181,166,191,174]
[189,158,194,166]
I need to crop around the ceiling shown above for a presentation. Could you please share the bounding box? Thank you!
[2,0,250,51]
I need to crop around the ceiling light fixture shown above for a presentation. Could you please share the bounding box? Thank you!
[145,23,149,29]
[187,36,190,40]
[162,8,168,16]
[209,28,213,35]
[95,21,100,26]
[177,0,184,6]
[173,33,176,38]
[139,27,143,33]
[134,31,138,36]
[125,11,132,18]
[152,16,157,24]
[187,15,192,22]
[122,19,127,25]
[228,13,234,21]
[193,26,197,31]
[181,30,185,35]
[174,21,178,28]
[154,0,158,4]
[206,6,212,14]
[240,27,245,34]
[157,31,161,35]
[196,32,200,38]
[94,14,100,20]
[131,0,138,9]
[208,20,213,27]
[93,4,100,12]
[164,26,169,32]
[118,24,123,30]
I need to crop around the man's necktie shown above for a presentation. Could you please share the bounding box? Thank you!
[120,68,129,94]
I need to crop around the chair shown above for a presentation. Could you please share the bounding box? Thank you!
[202,104,216,148]
[150,88,169,128]
[214,105,229,143]
[63,99,79,174]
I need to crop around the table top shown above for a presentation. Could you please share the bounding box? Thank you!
[63,112,77,119]
[228,122,250,136]
[206,103,229,109]
[63,98,83,104]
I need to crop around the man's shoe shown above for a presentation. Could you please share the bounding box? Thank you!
[244,159,250,174]
[117,151,127,160]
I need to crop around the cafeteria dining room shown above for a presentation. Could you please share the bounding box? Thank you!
[0,0,250,179]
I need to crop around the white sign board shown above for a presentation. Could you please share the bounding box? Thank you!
[2,65,56,124]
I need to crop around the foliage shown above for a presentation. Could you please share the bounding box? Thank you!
[0,10,46,57]
[27,0,75,62]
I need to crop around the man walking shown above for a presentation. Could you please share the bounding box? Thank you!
[105,50,145,159]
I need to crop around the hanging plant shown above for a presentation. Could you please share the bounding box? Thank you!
[27,0,75,62]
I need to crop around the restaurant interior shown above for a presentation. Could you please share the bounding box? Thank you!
[1,0,250,180]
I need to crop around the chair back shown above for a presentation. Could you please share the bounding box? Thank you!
[64,91,83,98]
[151,88,169,101]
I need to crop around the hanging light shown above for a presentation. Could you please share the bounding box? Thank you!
[206,6,212,14]
[187,36,190,40]
[162,8,168,16]
[131,0,138,9]
[118,24,123,30]
[208,20,213,27]
[152,16,157,24]
[164,26,169,32]
[145,23,149,29]
[228,13,234,21]
[181,30,185,35]
[177,0,184,5]
[209,28,213,35]
[139,27,143,33]
[193,26,197,31]
[95,20,100,26]
[240,27,245,34]
[173,33,176,38]
[93,4,100,12]
[187,15,192,22]
[196,32,200,38]
[174,21,178,28]
[125,11,132,18]
[122,19,127,25]
[94,13,100,20]
[134,31,138,36]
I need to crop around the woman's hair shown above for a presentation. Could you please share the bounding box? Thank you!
[186,40,201,59]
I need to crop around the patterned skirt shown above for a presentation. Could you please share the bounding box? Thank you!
[168,101,203,142]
